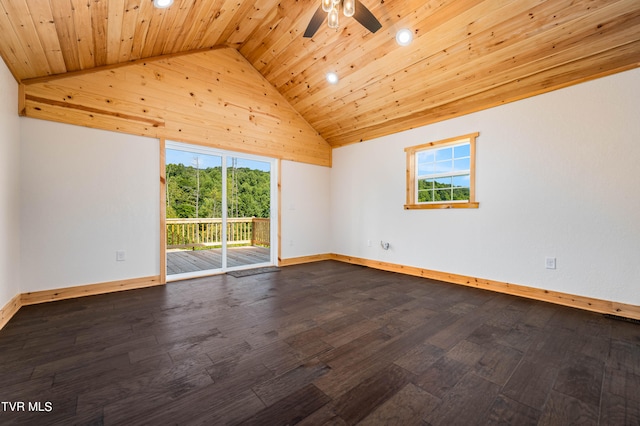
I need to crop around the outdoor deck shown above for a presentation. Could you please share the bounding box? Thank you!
[167,246,271,275]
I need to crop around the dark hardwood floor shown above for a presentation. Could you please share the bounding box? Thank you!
[0,261,638,425]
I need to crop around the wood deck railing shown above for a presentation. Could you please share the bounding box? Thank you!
[166,217,270,249]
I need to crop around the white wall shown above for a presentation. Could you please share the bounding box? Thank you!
[281,160,332,259]
[0,59,21,308]
[20,119,160,292]
[8,65,639,307]
[331,68,640,306]
[17,120,330,291]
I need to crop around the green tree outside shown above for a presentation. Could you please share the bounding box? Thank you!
[166,163,270,219]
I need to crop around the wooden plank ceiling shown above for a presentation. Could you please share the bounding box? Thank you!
[1,0,639,149]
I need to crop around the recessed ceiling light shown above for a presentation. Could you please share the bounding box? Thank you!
[326,72,339,85]
[153,0,173,8]
[396,28,414,46]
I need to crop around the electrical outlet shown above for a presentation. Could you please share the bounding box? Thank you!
[116,250,126,262]
[545,257,556,269]
[367,239,372,247]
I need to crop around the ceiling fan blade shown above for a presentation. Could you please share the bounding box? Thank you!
[303,6,326,38]
[353,0,382,33]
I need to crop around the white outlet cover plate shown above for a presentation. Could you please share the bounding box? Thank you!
[545,257,556,269]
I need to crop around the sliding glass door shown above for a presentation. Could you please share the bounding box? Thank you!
[225,156,273,269]
[164,142,276,280]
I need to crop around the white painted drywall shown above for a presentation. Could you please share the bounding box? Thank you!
[20,119,160,292]
[0,58,21,309]
[331,68,640,305]
[9,65,639,307]
[281,160,332,259]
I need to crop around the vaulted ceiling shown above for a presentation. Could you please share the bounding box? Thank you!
[1,0,639,148]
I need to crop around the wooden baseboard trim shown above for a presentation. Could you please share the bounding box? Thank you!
[0,293,22,330]
[5,254,638,329]
[331,254,640,321]
[21,275,163,306]
[279,253,334,267]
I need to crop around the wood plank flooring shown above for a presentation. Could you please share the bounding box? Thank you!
[0,261,638,425]
[166,246,271,275]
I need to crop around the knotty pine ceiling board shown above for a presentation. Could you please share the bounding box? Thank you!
[2,0,639,150]
[22,48,331,166]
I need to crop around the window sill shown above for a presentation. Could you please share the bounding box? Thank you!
[404,202,479,210]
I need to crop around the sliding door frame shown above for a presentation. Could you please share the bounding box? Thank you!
[160,138,167,284]
[161,140,279,282]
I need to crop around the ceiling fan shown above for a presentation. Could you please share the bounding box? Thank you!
[303,0,382,38]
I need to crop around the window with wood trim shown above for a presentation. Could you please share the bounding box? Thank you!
[405,132,479,210]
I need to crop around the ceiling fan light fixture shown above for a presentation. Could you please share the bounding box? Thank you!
[396,28,414,46]
[343,0,355,17]
[304,0,381,38]
[326,71,339,85]
[328,6,340,29]
[153,0,173,8]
